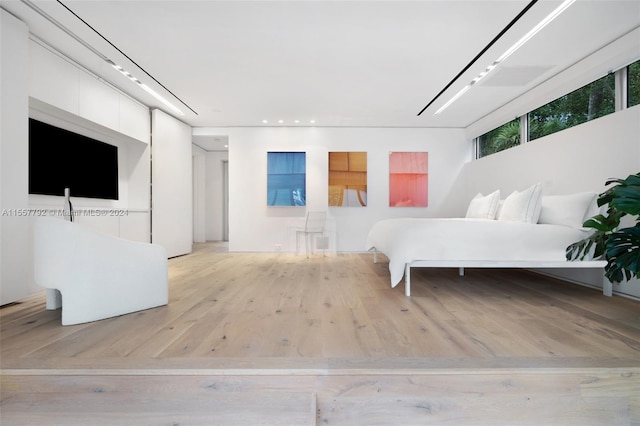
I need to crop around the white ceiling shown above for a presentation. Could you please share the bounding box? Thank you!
[2,0,639,152]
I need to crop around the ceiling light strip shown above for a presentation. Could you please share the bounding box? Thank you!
[108,60,184,116]
[496,0,576,64]
[416,0,539,117]
[433,0,575,116]
[52,0,198,115]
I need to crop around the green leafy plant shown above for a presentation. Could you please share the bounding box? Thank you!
[566,172,640,283]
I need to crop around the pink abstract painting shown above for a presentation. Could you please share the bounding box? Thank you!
[389,152,428,207]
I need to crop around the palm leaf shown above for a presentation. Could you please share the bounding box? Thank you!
[604,226,640,282]
[610,186,640,216]
[567,172,640,284]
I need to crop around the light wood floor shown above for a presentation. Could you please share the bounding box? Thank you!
[2,242,639,425]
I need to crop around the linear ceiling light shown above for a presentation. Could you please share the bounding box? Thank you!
[21,0,196,116]
[434,0,576,115]
[107,60,184,116]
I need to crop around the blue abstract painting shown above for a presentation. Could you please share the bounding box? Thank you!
[267,152,306,206]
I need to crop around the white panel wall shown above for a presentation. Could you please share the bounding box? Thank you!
[78,71,120,130]
[209,127,469,252]
[119,211,151,243]
[0,10,30,305]
[29,40,150,144]
[29,41,79,116]
[120,96,151,143]
[151,109,193,257]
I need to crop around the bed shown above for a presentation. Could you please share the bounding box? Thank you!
[365,185,610,297]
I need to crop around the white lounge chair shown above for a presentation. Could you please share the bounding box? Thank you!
[33,217,168,325]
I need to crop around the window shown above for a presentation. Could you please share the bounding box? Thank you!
[528,73,615,141]
[477,118,520,158]
[628,60,640,108]
[474,63,635,159]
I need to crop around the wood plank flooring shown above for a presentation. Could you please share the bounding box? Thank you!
[2,242,639,424]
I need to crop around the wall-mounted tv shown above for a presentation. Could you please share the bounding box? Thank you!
[29,118,119,200]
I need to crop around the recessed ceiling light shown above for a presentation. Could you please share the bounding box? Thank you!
[278,120,284,124]
[310,120,316,124]
[294,120,299,124]
[262,119,268,124]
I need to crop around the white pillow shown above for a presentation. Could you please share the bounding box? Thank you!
[498,183,543,223]
[538,192,597,228]
[495,200,504,219]
[465,190,501,219]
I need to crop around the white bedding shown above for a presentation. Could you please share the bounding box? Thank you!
[365,218,593,287]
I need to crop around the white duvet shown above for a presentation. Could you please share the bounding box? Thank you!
[365,218,592,287]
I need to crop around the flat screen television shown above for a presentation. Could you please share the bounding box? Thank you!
[29,118,119,200]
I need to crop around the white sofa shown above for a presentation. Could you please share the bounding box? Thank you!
[34,217,168,325]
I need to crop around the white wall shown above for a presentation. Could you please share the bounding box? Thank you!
[151,109,193,258]
[0,10,30,305]
[205,126,469,252]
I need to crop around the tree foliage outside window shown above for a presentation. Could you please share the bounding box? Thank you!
[477,118,520,158]
[529,73,615,141]
[628,60,640,108]
[476,63,635,159]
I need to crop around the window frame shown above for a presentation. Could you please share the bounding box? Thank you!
[474,60,639,160]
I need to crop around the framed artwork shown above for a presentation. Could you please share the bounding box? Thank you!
[328,152,367,207]
[389,151,428,207]
[267,152,306,206]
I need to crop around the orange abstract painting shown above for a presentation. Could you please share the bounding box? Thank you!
[389,152,428,207]
[328,152,367,207]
